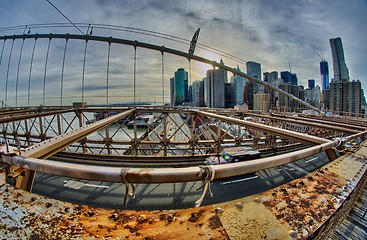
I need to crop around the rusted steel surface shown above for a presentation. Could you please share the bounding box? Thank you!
[0,108,74,124]
[0,185,229,239]
[0,142,367,239]
[215,144,367,239]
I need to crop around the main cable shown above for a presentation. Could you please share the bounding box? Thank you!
[45,0,85,35]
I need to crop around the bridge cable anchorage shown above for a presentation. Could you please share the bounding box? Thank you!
[195,165,215,207]
[121,168,136,209]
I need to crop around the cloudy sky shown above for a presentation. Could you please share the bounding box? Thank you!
[0,0,366,106]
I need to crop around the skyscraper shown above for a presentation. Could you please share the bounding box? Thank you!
[291,74,298,86]
[308,79,315,90]
[263,71,278,109]
[204,60,227,108]
[263,72,277,85]
[191,80,204,107]
[329,80,361,116]
[280,71,292,84]
[172,68,188,106]
[329,37,349,82]
[246,61,262,109]
[233,65,245,105]
[320,60,330,90]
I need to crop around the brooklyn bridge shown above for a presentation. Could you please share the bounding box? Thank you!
[0,24,366,239]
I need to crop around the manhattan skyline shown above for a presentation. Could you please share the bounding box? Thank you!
[0,0,366,105]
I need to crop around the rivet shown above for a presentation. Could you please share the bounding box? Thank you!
[138,214,147,223]
[289,230,298,238]
[110,213,118,221]
[86,211,94,217]
[235,202,244,208]
[215,207,224,214]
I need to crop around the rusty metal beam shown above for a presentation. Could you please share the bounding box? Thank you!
[23,109,135,159]
[2,131,367,185]
[9,109,134,191]
[1,141,335,184]
[0,109,74,124]
[198,110,329,145]
[271,113,366,131]
[246,113,361,134]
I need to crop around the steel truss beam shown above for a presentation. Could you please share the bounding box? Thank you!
[198,110,329,145]
[23,109,134,159]
[0,137,355,184]
[5,109,133,191]
[244,113,360,134]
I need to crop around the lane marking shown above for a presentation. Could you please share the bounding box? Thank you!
[220,175,259,185]
[306,157,319,163]
[84,183,110,189]
[63,180,110,190]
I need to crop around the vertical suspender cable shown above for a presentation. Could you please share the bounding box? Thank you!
[189,60,192,102]
[15,39,25,107]
[5,39,15,106]
[82,40,88,103]
[161,52,164,105]
[106,42,111,106]
[0,40,6,97]
[0,40,5,68]
[43,38,51,106]
[133,46,137,104]
[28,38,37,106]
[60,39,68,106]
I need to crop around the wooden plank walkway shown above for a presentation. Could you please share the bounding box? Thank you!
[329,185,367,240]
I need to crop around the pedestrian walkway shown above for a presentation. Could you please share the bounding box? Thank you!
[329,184,367,240]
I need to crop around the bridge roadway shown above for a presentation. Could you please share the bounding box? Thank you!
[30,152,329,210]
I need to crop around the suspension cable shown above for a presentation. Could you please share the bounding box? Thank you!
[161,52,164,105]
[60,39,68,106]
[5,39,15,105]
[0,41,5,108]
[15,39,25,107]
[1,23,249,65]
[28,39,37,106]
[133,46,137,104]
[81,40,88,103]
[45,0,85,35]
[106,42,111,106]
[43,38,52,106]
[0,40,5,69]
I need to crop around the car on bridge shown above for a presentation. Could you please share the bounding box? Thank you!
[206,146,261,165]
